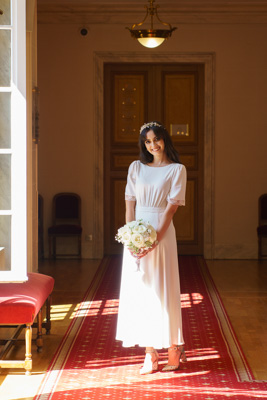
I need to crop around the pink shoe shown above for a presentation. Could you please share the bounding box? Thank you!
[140,349,159,375]
[162,345,187,372]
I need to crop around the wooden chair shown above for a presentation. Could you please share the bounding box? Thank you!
[48,193,82,258]
[257,194,267,259]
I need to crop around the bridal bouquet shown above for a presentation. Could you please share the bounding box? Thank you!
[115,219,157,269]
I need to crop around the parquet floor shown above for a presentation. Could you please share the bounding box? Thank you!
[206,259,267,381]
[0,257,266,400]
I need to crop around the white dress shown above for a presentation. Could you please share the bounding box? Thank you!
[116,160,187,349]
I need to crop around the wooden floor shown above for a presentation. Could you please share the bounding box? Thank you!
[206,258,267,381]
[0,257,266,399]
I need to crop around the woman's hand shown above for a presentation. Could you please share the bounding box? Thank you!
[128,240,158,260]
[129,249,149,260]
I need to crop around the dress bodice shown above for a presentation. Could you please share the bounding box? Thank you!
[125,160,186,209]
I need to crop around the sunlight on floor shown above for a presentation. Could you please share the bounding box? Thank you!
[50,304,73,321]
[0,373,45,400]
[47,291,205,324]
[58,292,205,321]
[181,293,204,308]
[39,367,211,392]
[35,368,267,399]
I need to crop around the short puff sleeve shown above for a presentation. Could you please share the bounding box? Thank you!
[167,164,187,206]
[125,161,138,201]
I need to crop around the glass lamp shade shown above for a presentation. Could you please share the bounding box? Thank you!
[128,29,174,49]
[137,37,165,48]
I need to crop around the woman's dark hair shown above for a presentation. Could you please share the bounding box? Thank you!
[139,122,180,164]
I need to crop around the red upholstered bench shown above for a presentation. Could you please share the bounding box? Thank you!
[0,272,54,375]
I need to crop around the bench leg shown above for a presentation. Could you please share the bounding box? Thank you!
[46,294,52,334]
[37,308,43,353]
[25,324,32,375]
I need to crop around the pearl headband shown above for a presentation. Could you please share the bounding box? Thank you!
[140,122,162,134]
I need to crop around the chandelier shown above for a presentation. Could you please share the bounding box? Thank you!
[126,0,177,49]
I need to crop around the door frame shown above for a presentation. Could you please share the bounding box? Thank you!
[92,51,215,259]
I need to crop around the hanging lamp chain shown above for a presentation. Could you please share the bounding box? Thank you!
[128,0,174,32]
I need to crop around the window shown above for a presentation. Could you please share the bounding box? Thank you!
[0,0,27,281]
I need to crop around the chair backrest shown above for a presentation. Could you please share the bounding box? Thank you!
[259,194,267,225]
[52,193,81,225]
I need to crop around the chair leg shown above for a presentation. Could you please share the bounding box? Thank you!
[78,235,82,258]
[49,235,52,259]
[25,324,32,376]
[258,236,262,260]
[52,236,56,259]
[50,234,81,258]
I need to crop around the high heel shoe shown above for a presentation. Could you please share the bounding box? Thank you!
[162,345,187,372]
[140,349,159,375]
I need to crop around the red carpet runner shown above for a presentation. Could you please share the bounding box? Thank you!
[35,256,267,400]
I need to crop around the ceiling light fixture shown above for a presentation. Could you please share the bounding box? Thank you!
[126,0,176,49]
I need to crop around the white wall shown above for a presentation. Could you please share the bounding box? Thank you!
[37,18,267,259]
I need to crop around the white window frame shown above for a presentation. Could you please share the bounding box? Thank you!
[0,0,27,281]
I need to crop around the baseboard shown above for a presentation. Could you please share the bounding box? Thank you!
[213,243,257,259]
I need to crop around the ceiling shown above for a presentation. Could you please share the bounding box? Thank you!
[37,0,267,4]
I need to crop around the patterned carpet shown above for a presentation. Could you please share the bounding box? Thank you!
[35,256,267,400]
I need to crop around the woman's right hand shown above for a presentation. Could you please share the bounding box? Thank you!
[129,241,158,260]
[129,249,148,260]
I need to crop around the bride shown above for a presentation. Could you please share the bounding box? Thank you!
[116,121,187,374]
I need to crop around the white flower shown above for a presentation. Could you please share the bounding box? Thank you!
[115,220,157,255]
[133,224,147,234]
[131,233,145,248]
[118,225,130,236]
[121,231,132,244]
[146,224,157,242]
[127,220,137,229]
[116,225,132,244]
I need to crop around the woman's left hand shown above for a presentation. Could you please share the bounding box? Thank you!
[129,241,158,259]
[129,249,149,259]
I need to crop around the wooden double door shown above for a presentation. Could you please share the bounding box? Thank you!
[104,63,204,255]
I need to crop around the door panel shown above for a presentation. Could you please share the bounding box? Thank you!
[162,67,204,254]
[179,153,198,170]
[173,178,196,241]
[164,74,196,144]
[104,63,204,255]
[112,179,127,243]
[104,66,147,254]
[111,154,138,170]
[114,75,145,143]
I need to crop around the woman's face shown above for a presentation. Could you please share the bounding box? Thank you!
[144,130,165,157]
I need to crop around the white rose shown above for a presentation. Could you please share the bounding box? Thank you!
[133,224,147,234]
[116,225,132,245]
[121,231,132,244]
[118,225,130,236]
[127,221,137,229]
[131,233,145,249]
[147,225,157,242]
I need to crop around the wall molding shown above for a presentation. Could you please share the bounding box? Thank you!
[93,51,215,259]
[38,2,267,24]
